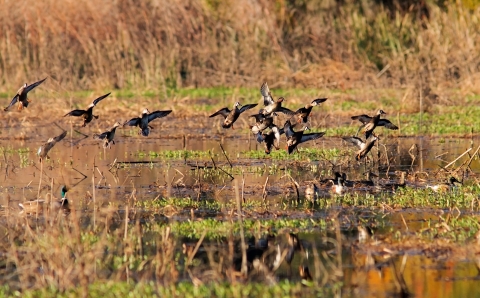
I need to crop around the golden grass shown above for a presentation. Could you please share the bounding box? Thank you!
[0,1,480,92]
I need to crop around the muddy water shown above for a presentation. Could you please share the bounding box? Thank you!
[0,122,480,297]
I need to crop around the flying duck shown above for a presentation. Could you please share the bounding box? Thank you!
[93,122,121,148]
[124,108,172,136]
[4,77,47,111]
[284,120,325,154]
[256,126,282,154]
[260,82,294,116]
[351,110,398,137]
[37,131,67,161]
[290,98,328,124]
[209,101,258,129]
[342,134,378,161]
[64,93,111,127]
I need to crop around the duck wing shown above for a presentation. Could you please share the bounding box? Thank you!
[351,114,372,124]
[239,103,258,113]
[147,110,172,122]
[260,82,274,106]
[311,98,327,106]
[25,77,47,93]
[277,107,295,116]
[300,132,325,143]
[287,144,298,154]
[283,121,295,138]
[342,136,364,148]
[93,131,109,140]
[92,92,111,106]
[377,119,398,130]
[4,95,19,111]
[250,113,266,123]
[64,109,87,117]
[53,131,67,143]
[271,126,281,149]
[209,108,231,118]
[124,117,141,127]
[255,132,265,143]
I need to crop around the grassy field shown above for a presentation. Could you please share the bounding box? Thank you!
[0,0,480,93]
[2,1,480,296]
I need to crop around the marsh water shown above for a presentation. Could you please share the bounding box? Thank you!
[1,121,480,297]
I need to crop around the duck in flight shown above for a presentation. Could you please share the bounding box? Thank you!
[209,101,258,129]
[260,82,294,117]
[124,108,172,137]
[63,93,111,127]
[94,122,121,148]
[284,120,325,154]
[343,134,379,161]
[4,77,47,111]
[37,130,67,161]
[289,98,328,125]
[351,110,397,138]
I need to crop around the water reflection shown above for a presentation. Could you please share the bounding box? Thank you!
[1,131,480,296]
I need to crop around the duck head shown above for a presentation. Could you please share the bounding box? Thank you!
[449,177,462,184]
[61,185,68,198]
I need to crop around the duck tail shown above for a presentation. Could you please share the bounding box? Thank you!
[141,127,150,137]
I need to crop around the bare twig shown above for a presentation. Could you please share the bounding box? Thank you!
[444,147,471,169]
[187,230,207,265]
[218,142,233,168]
[262,176,269,204]
[235,179,247,275]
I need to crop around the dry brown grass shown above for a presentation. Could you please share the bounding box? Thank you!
[0,1,479,92]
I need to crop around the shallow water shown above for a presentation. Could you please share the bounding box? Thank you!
[0,121,479,297]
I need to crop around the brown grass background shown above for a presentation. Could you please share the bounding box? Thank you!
[0,0,480,92]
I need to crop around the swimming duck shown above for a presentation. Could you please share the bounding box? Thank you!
[376,171,406,192]
[210,101,257,129]
[290,98,328,124]
[331,176,346,195]
[353,172,378,187]
[427,177,462,192]
[37,130,67,161]
[256,126,282,154]
[342,134,378,161]
[305,183,319,202]
[63,93,111,127]
[124,108,172,136]
[19,185,69,214]
[260,82,294,116]
[351,110,398,137]
[93,122,121,148]
[4,78,47,111]
[317,172,350,187]
[284,120,325,154]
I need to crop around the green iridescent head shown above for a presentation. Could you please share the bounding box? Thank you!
[61,186,68,198]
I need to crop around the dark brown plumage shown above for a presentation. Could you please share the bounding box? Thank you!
[210,101,257,129]
[4,78,47,111]
[64,93,110,127]
[351,109,397,138]
[284,120,325,154]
